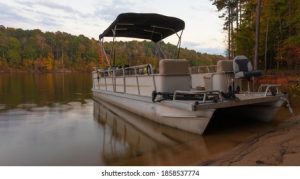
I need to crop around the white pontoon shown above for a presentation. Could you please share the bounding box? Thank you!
[92,13,291,135]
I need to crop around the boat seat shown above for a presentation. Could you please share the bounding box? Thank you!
[216,60,233,73]
[233,55,262,79]
[159,59,189,75]
[157,59,191,93]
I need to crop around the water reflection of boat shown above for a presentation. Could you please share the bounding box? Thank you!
[93,98,207,164]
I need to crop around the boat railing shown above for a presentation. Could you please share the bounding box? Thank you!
[258,84,281,96]
[93,64,157,96]
[97,64,154,77]
[173,90,223,103]
[190,65,217,74]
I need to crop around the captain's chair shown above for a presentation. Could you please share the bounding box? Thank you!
[233,55,262,79]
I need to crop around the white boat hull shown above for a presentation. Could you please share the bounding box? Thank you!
[92,89,215,135]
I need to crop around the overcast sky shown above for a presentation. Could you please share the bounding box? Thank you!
[0,0,226,55]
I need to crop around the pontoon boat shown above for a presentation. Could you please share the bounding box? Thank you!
[92,13,291,135]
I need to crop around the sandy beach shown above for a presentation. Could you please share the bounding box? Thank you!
[200,116,300,166]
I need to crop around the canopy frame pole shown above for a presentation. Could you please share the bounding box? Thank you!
[175,30,183,59]
[111,25,117,67]
[172,30,178,58]
[151,26,166,59]
[168,29,184,59]
[155,41,167,59]
[150,26,156,42]
[100,38,110,67]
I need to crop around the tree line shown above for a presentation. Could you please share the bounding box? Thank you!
[0,26,99,72]
[0,26,223,72]
[212,0,300,70]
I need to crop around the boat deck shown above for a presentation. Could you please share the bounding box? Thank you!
[162,93,282,111]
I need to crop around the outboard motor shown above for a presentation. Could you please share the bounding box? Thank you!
[233,55,262,92]
[233,55,262,79]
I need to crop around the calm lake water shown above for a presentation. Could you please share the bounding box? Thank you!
[0,73,297,165]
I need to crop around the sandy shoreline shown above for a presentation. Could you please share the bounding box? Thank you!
[200,116,300,166]
[110,112,300,166]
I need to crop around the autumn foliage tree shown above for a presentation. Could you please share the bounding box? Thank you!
[0,26,222,72]
[212,0,300,70]
[0,28,100,72]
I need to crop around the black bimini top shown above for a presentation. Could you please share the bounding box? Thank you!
[99,13,185,43]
